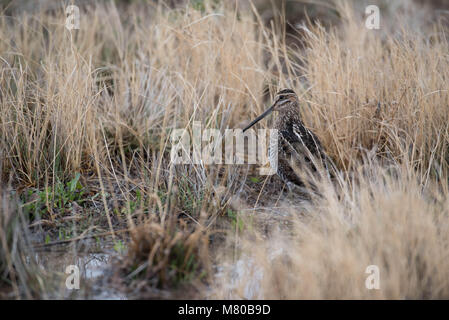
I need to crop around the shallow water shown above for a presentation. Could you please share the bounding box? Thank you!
[34,245,127,299]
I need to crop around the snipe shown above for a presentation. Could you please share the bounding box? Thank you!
[243,89,331,190]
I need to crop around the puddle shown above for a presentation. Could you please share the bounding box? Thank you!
[213,247,286,299]
[34,246,127,299]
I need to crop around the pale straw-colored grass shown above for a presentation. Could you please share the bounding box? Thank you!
[0,0,448,298]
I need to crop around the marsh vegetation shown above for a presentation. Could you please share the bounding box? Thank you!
[1,0,449,299]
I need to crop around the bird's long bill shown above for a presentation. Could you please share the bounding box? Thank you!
[242,104,275,133]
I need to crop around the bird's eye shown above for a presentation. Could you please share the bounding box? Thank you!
[279,95,285,100]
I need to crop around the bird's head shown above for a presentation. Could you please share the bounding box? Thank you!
[243,89,298,132]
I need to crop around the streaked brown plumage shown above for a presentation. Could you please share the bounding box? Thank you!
[243,89,331,190]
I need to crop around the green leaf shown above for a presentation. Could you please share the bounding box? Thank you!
[249,177,260,183]
[69,173,81,192]
[114,240,126,253]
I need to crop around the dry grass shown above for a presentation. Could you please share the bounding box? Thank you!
[0,184,47,298]
[212,161,449,299]
[209,1,449,299]
[300,7,449,173]
[0,0,448,299]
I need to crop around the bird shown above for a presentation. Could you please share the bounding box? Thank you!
[243,89,331,191]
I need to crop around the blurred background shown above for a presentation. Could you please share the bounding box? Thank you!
[2,0,449,25]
